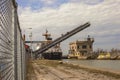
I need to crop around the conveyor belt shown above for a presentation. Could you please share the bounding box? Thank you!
[34,22,90,56]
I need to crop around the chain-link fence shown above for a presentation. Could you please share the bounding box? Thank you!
[0,0,26,80]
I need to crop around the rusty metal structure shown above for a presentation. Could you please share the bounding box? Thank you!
[68,36,94,59]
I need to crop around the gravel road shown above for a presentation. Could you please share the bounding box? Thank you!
[26,60,120,80]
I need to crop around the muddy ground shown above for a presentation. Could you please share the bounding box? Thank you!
[26,60,120,80]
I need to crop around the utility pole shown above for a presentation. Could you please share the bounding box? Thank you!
[28,28,33,58]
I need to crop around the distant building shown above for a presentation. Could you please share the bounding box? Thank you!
[68,35,94,59]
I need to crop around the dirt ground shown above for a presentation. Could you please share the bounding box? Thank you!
[26,60,120,80]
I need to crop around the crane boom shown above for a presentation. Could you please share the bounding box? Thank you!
[34,22,90,56]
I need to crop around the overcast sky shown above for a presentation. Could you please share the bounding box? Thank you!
[17,0,120,54]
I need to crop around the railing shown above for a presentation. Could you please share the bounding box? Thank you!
[0,0,26,80]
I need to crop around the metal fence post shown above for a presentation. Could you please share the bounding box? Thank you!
[13,6,18,80]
